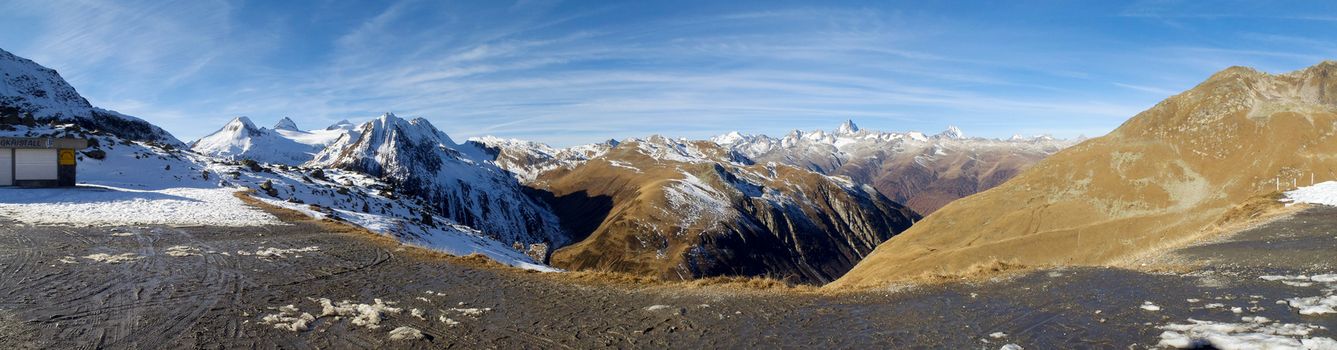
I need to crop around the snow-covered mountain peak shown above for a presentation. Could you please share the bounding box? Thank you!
[358,112,458,148]
[326,119,354,131]
[273,117,300,131]
[193,115,354,165]
[225,116,262,133]
[0,48,92,115]
[313,113,566,247]
[711,131,752,146]
[937,125,965,139]
[837,119,860,134]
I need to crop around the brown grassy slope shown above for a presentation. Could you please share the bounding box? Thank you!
[539,138,918,284]
[831,63,1337,289]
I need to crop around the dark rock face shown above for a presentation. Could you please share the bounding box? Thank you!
[685,176,919,283]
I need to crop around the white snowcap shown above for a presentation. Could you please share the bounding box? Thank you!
[937,125,965,139]
[226,116,259,132]
[273,117,300,131]
[837,119,860,134]
[326,119,354,131]
[712,131,747,145]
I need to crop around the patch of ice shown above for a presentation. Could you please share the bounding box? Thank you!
[1141,301,1162,311]
[989,332,1008,339]
[999,344,1024,350]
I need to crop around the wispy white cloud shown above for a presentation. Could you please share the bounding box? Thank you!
[3,1,1332,146]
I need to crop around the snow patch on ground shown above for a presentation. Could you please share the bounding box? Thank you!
[1158,317,1336,349]
[1141,301,1162,311]
[83,253,141,264]
[439,316,460,326]
[388,326,424,341]
[261,305,315,332]
[1259,274,1337,316]
[448,307,491,318]
[312,298,402,329]
[1284,182,1337,207]
[165,245,202,257]
[236,246,319,259]
[0,186,282,227]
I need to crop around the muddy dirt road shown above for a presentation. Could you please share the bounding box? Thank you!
[1,206,1335,348]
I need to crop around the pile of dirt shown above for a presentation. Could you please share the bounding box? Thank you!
[833,62,1337,289]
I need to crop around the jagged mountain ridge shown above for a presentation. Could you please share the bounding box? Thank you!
[0,48,179,144]
[481,135,919,283]
[833,61,1337,289]
[0,48,557,269]
[467,136,618,183]
[190,117,355,165]
[312,113,568,248]
[714,121,1074,214]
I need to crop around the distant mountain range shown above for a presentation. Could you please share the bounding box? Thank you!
[2,45,1109,285]
[713,119,1075,214]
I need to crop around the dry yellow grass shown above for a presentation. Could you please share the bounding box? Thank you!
[831,62,1337,290]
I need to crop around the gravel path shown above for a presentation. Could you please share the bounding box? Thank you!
[1,206,1335,348]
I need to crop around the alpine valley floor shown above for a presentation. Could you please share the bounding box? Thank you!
[1,198,1335,349]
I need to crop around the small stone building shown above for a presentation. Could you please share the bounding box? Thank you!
[0,137,89,187]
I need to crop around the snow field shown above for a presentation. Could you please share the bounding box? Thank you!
[0,186,282,227]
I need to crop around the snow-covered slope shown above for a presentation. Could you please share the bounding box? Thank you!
[713,120,1074,214]
[0,123,552,270]
[467,136,616,183]
[0,49,555,271]
[313,113,568,249]
[0,48,178,144]
[191,117,353,165]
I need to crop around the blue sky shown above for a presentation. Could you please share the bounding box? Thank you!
[2,0,1336,146]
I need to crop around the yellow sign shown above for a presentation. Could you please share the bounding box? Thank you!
[59,149,76,165]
